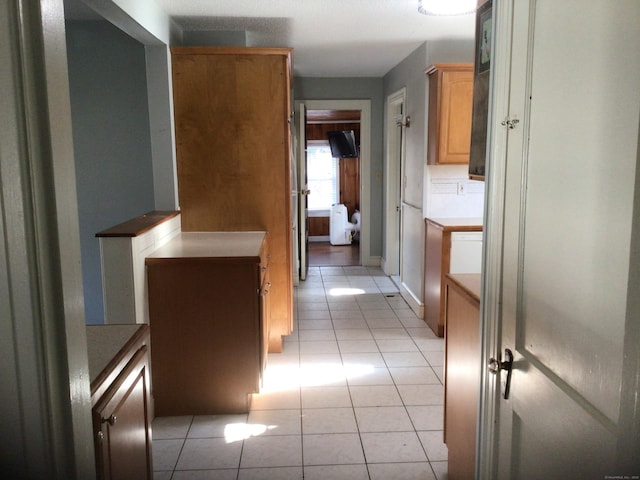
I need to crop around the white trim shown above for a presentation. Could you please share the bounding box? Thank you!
[383,88,406,277]
[295,99,372,267]
[1,0,94,476]
[308,209,330,217]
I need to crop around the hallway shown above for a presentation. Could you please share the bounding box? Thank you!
[308,242,360,267]
[152,266,447,479]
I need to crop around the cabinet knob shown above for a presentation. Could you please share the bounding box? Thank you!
[101,414,117,426]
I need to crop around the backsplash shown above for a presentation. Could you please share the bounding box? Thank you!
[425,165,485,218]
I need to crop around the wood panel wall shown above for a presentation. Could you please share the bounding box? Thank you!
[308,216,329,237]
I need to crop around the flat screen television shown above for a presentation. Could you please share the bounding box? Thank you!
[327,130,358,158]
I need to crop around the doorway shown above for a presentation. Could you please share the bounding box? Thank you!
[306,109,361,267]
[383,88,407,279]
[294,99,372,275]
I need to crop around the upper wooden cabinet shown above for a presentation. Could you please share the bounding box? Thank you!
[426,63,474,165]
[171,47,293,353]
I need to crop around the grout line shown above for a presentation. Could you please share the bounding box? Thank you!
[155,268,446,479]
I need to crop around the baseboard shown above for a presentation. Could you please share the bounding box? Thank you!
[391,276,424,318]
[309,236,330,242]
[380,256,399,276]
[362,255,381,267]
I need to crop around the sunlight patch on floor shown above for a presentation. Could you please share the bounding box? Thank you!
[224,422,272,443]
[261,362,376,391]
[328,287,366,296]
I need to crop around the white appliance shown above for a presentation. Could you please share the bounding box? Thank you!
[329,204,353,245]
[450,231,483,273]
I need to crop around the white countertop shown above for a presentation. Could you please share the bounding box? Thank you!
[425,217,483,230]
[146,231,267,259]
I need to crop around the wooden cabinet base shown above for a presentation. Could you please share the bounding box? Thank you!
[148,261,262,415]
[444,274,481,480]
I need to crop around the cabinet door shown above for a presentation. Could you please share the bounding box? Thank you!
[427,64,474,165]
[147,260,261,415]
[93,346,152,480]
[438,70,474,164]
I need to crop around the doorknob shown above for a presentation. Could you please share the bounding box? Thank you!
[300,189,310,195]
[488,348,514,400]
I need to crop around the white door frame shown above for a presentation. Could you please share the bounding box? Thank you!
[1,0,95,476]
[383,88,407,277]
[476,0,513,475]
[294,99,373,266]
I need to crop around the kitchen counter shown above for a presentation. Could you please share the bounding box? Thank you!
[444,272,481,479]
[424,219,483,337]
[425,217,483,231]
[146,231,267,260]
[146,231,270,415]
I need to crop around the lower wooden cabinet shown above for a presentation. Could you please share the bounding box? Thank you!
[444,274,481,480]
[87,324,153,480]
[424,218,482,337]
[146,232,269,415]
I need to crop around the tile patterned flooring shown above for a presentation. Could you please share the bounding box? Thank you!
[152,266,448,479]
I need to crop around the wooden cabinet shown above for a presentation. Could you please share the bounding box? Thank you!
[171,47,293,353]
[87,324,153,480]
[444,273,481,480]
[424,218,482,337]
[426,64,474,165]
[146,232,269,415]
[96,211,181,324]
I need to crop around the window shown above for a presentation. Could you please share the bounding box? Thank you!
[306,142,338,212]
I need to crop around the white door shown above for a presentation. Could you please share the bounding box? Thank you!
[384,89,406,277]
[482,0,640,478]
[296,102,309,280]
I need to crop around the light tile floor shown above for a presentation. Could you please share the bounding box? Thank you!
[152,266,448,479]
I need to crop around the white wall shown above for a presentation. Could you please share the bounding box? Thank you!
[425,165,485,218]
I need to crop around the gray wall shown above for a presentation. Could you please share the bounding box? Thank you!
[293,77,385,257]
[66,20,156,324]
[381,40,475,306]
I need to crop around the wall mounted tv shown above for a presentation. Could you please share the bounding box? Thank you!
[328,130,359,158]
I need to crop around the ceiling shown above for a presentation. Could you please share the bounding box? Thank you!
[64,0,476,77]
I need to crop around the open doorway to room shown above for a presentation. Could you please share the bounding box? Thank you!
[294,98,371,279]
[305,109,361,267]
